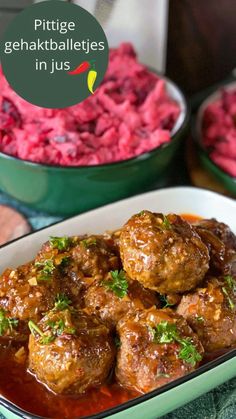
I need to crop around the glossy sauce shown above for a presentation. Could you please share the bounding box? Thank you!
[0,213,203,419]
[0,344,139,418]
[181,214,202,223]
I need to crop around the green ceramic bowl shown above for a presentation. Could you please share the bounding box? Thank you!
[194,82,236,196]
[0,76,189,215]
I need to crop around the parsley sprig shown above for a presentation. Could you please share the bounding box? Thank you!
[150,321,202,366]
[224,275,236,292]
[35,258,55,281]
[28,317,76,345]
[151,321,178,344]
[222,275,235,310]
[137,210,145,216]
[103,270,128,298]
[222,287,235,310]
[58,256,70,268]
[0,310,18,336]
[81,238,97,248]
[161,215,172,230]
[54,294,72,311]
[35,256,70,282]
[49,236,70,251]
[196,316,204,322]
[28,320,46,343]
[178,337,202,365]
[47,319,76,336]
[160,294,175,308]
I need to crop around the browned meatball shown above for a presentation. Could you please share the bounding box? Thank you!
[177,276,236,352]
[120,211,210,294]
[193,226,225,272]
[71,235,120,278]
[194,219,236,251]
[84,270,159,328]
[194,218,236,272]
[116,307,203,393]
[36,235,120,306]
[0,262,59,325]
[38,235,120,272]
[28,308,115,394]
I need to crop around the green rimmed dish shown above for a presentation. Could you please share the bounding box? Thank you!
[193,81,236,196]
[0,76,189,216]
[0,353,235,419]
[0,187,236,419]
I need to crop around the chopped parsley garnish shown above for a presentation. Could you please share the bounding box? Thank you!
[28,318,76,345]
[40,335,56,345]
[54,294,72,311]
[0,310,18,336]
[58,256,70,268]
[28,320,44,337]
[161,215,172,230]
[196,316,204,322]
[160,294,175,308]
[222,287,235,310]
[150,321,202,366]
[47,319,65,336]
[115,336,121,348]
[178,337,202,366]
[47,319,75,336]
[151,321,178,344]
[103,270,128,298]
[221,275,235,310]
[81,238,97,248]
[137,210,145,216]
[223,275,236,293]
[35,256,70,281]
[49,236,70,251]
[35,258,55,281]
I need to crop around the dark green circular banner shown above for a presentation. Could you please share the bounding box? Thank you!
[0,0,109,108]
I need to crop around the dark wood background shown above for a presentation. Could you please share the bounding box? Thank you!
[0,0,31,41]
[166,0,236,94]
[0,0,236,95]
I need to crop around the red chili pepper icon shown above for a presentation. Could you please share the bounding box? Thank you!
[68,61,90,75]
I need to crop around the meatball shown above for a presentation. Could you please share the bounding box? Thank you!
[71,235,120,278]
[193,226,225,272]
[177,276,236,352]
[0,262,59,326]
[120,211,210,294]
[84,270,159,328]
[28,308,115,394]
[194,219,236,251]
[194,218,236,273]
[116,307,203,393]
[36,235,120,306]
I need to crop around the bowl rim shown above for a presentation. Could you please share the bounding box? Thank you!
[193,81,236,182]
[0,74,189,171]
[0,348,235,419]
